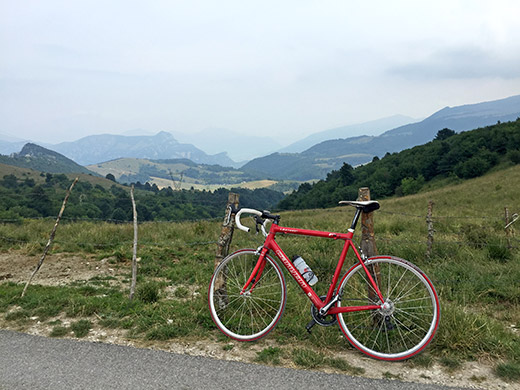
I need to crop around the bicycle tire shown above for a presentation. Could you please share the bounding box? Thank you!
[208,249,286,341]
[336,256,440,361]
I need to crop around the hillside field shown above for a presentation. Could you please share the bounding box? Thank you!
[0,165,519,386]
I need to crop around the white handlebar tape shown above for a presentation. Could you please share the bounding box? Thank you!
[235,208,262,232]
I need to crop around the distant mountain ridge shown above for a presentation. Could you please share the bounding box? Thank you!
[278,115,416,153]
[49,132,237,167]
[242,94,520,180]
[0,143,94,174]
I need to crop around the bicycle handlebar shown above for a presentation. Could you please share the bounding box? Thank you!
[235,208,270,236]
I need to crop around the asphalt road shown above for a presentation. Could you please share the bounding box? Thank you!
[0,330,469,390]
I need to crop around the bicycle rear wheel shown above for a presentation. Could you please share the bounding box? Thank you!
[208,249,286,341]
[337,256,440,361]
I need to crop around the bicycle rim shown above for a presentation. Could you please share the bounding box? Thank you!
[337,257,440,360]
[208,249,286,341]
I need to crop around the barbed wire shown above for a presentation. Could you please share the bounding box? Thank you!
[378,210,505,220]
[1,208,515,226]
[1,232,517,251]
[0,215,223,225]
[1,205,517,256]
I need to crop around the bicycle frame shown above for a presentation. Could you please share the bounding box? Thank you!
[240,222,385,315]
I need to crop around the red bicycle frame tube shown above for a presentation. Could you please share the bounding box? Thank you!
[241,222,383,314]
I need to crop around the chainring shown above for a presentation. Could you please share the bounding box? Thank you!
[310,295,338,327]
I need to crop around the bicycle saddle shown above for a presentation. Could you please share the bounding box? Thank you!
[339,200,380,213]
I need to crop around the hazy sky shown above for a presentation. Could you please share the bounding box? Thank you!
[2,0,520,146]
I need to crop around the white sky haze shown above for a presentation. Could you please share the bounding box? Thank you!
[1,0,520,145]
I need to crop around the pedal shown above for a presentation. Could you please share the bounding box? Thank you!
[306,319,316,333]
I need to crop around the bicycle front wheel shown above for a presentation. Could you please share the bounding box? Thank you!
[337,256,440,361]
[208,249,286,341]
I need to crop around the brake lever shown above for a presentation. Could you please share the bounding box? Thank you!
[254,215,265,235]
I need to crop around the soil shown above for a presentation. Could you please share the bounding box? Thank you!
[0,251,517,390]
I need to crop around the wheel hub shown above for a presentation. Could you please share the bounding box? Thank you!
[378,299,395,316]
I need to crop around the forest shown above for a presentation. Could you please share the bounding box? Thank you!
[0,172,284,222]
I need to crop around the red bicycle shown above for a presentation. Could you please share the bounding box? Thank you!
[208,201,440,361]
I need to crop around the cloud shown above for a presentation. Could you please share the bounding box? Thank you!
[388,46,520,80]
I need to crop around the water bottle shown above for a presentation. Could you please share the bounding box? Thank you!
[292,255,318,286]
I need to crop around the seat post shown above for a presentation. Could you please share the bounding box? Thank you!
[349,207,363,231]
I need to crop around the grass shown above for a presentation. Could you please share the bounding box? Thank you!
[292,348,365,375]
[496,362,520,381]
[255,347,283,365]
[70,319,92,337]
[0,165,520,382]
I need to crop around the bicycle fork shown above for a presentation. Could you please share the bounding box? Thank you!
[240,246,268,295]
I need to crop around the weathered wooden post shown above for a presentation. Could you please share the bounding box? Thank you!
[213,193,240,307]
[129,185,138,300]
[357,187,380,301]
[215,192,240,270]
[426,200,435,259]
[22,177,79,297]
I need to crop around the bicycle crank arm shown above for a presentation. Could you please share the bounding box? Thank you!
[319,295,340,317]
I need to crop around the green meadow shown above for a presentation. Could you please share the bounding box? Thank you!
[1,165,519,381]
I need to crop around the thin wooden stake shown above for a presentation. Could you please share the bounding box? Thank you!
[22,177,78,297]
[129,185,138,300]
[426,200,435,259]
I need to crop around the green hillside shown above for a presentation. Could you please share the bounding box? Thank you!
[0,143,94,175]
[279,119,520,210]
[242,95,520,181]
[89,157,269,188]
[0,164,519,382]
[0,164,284,222]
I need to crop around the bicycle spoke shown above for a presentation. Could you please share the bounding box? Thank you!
[337,257,439,360]
[209,250,285,341]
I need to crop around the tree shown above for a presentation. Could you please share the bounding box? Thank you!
[435,128,456,141]
[339,163,355,186]
[105,173,116,182]
[28,185,52,216]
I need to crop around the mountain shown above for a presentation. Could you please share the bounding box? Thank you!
[0,143,94,174]
[49,132,237,167]
[278,115,415,153]
[173,128,282,162]
[278,118,520,210]
[242,95,520,181]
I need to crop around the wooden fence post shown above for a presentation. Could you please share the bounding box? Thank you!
[426,200,435,259]
[357,187,380,301]
[215,192,240,270]
[22,177,79,297]
[213,193,240,307]
[129,185,138,300]
[358,187,378,257]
